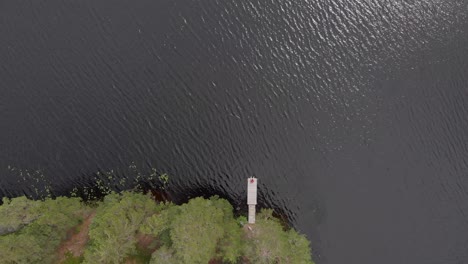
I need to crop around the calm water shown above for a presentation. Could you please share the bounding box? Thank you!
[1,0,468,263]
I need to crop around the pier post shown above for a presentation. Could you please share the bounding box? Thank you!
[247,177,257,224]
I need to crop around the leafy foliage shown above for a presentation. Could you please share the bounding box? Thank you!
[0,192,314,264]
[0,196,42,235]
[170,197,226,263]
[244,209,314,264]
[284,229,314,264]
[63,252,84,264]
[141,196,244,264]
[140,202,177,240]
[0,196,90,263]
[83,192,160,263]
[149,246,177,264]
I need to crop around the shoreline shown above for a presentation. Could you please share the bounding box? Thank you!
[0,190,314,264]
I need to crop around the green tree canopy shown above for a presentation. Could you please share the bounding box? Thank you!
[83,192,161,264]
[0,197,90,263]
[0,192,314,264]
[244,209,314,264]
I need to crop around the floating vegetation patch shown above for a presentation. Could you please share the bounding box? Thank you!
[5,163,170,201]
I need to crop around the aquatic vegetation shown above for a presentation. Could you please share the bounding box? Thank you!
[6,163,170,201]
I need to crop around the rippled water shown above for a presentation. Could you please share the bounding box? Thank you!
[1,0,468,263]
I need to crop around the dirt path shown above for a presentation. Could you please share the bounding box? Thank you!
[56,211,96,263]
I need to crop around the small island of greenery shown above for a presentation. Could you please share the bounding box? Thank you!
[0,190,314,264]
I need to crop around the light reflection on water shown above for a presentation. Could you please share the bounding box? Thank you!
[1,1,468,263]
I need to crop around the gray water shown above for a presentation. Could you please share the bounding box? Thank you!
[1,0,468,263]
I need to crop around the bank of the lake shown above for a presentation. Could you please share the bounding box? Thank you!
[0,191,314,264]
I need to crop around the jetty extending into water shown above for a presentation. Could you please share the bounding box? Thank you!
[247,177,257,224]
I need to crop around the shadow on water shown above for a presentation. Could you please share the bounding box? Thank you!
[1,164,306,231]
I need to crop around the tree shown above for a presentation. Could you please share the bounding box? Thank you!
[0,196,90,263]
[0,196,41,235]
[244,209,314,264]
[83,192,159,263]
[218,218,244,263]
[142,196,245,264]
[0,192,314,264]
[210,197,244,263]
[169,197,225,263]
[284,229,314,264]
[150,246,177,264]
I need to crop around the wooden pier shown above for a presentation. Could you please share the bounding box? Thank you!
[247,177,257,224]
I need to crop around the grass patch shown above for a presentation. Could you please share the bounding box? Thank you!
[62,251,84,264]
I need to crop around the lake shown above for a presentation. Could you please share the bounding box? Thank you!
[1,0,468,263]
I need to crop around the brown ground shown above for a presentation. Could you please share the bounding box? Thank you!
[56,211,96,263]
[135,233,157,253]
[123,233,159,264]
[243,223,257,239]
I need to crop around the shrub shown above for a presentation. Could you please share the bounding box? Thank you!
[0,192,314,264]
[83,192,160,263]
[244,209,314,264]
[142,196,245,264]
[0,196,42,235]
[169,197,225,263]
[0,196,90,263]
[149,246,177,264]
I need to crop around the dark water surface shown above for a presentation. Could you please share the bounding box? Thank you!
[1,0,468,263]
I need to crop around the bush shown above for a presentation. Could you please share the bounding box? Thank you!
[244,209,314,264]
[141,196,244,264]
[0,196,90,263]
[0,196,42,235]
[0,192,314,264]
[168,197,225,263]
[149,246,177,264]
[83,192,160,263]
[63,252,84,264]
